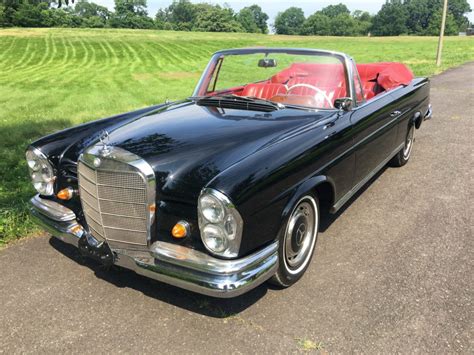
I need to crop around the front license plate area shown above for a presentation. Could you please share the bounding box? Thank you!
[78,234,114,267]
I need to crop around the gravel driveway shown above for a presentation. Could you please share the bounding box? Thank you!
[1,62,473,354]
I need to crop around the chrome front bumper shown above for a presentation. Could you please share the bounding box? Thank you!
[29,195,278,298]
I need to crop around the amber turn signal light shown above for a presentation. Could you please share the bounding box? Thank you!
[172,221,190,239]
[57,187,74,200]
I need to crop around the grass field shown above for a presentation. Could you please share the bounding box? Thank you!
[0,28,473,246]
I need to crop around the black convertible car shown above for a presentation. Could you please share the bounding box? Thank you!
[27,48,432,297]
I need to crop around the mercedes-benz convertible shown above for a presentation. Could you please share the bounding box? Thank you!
[27,48,432,297]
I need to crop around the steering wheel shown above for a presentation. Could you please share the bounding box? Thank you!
[287,84,333,108]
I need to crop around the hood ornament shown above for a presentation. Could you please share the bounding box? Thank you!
[98,130,111,156]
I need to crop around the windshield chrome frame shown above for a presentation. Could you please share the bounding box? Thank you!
[193,48,356,108]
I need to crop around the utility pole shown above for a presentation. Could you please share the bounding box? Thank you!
[436,0,449,66]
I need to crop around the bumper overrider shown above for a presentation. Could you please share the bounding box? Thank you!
[30,195,278,298]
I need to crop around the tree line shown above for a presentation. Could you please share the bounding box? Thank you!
[0,0,472,35]
[0,0,268,32]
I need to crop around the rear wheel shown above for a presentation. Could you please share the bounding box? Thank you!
[390,125,415,167]
[269,195,319,288]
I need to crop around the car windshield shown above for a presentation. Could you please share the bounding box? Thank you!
[193,50,349,110]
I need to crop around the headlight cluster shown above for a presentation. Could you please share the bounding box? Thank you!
[25,147,55,196]
[198,188,243,258]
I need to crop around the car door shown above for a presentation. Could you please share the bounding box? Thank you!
[349,92,401,184]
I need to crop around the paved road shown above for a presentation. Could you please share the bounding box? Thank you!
[1,63,473,354]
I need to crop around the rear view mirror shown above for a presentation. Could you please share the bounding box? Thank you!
[334,97,353,111]
[258,58,277,68]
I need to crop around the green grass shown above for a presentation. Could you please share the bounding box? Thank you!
[0,28,473,246]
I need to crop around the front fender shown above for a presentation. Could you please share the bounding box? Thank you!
[280,175,335,223]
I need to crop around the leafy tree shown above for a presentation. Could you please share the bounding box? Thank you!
[236,7,259,33]
[445,0,471,31]
[193,5,243,32]
[114,0,148,17]
[371,0,408,36]
[0,4,7,27]
[165,0,196,30]
[330,13,357,36]
[404,0,470,34]
[12,2,50,27]
[273,7,305,35]
[154,8,169,29]
[109,0,154,29]
[237,5,268,33]
[302,13,331,35]
[319,3,350,18]
[74,0,110,21]
[426,8,459,35]
[82,15,106,27]
[353,10,372,35]
[404,0,437,34]
[1,0,20,26]
[353,10,372,23]
[56,0,75,8]
[303,8,371,36]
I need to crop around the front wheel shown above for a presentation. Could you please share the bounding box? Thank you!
[390,124,415,167]
[269,194,319,288]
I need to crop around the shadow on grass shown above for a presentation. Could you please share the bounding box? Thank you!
[0,118,72,243]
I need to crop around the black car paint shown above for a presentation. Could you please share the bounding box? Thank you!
[31,78,430,258]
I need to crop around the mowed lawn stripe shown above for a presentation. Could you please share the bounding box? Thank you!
[0,28,473,246]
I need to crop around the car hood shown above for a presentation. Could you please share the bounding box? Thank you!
[102,101,335,202]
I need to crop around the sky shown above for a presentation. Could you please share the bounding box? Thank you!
[95,0,474,24]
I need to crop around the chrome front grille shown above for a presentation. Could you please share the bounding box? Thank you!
[77,146,155,248]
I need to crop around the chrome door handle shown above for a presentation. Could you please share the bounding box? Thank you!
[390,110,401,117]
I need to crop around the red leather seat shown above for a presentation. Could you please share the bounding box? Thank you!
[241,83,287,99]
[362,81,378,100]
[356,62,413,100]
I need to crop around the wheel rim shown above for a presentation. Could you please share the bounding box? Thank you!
[403,126,415,159]
[283,196,318,275]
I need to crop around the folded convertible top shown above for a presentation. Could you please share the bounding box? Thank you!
[357,62,414,91]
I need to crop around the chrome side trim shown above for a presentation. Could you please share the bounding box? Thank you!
[30,195,76,222]
[331,143,405,212]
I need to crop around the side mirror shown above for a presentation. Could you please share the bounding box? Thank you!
[258,58,277,68]
[334,97,353,111]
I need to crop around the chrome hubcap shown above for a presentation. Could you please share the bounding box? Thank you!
[284,198,318,274]
[403,126,415,159]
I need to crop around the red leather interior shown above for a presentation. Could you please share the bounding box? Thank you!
[241,83,286,99]
[357,62,413,100]
[232,62,413,106]
[271,63,346,84]
[361,81,379,100]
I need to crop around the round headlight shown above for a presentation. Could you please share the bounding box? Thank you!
[198,189,244,258]
[202,224,228,253]
[199,194,225,223]
[25,147,55,196]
